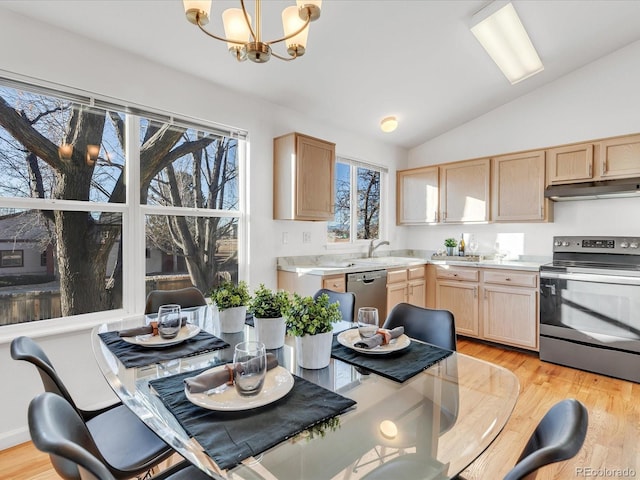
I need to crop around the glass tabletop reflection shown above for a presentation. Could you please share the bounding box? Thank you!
[91,306,519,480]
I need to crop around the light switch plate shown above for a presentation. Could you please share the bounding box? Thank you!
[303,232,311,243]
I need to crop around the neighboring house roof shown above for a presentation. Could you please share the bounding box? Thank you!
[0,210,51,244]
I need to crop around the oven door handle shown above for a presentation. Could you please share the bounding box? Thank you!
[541,271,640,286]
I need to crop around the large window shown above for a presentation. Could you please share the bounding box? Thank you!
[0,79,245,326]
[327,157,385,244]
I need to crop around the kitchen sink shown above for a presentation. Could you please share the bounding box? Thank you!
[354,256,424,266]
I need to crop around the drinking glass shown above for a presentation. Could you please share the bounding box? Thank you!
[468,235,479,255]
[157,304,182,339]
[357,307,379,339]
[233,341,267,397]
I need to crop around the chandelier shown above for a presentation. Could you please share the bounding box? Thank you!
[183,0,322,63]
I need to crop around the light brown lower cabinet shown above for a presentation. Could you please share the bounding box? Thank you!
[277,271,345,297]
[429,264,539,351]
[386,265,426,314]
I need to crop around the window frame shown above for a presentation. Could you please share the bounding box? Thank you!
[0,75,248,341]
[327,156,387,247]
[0,249,24,268]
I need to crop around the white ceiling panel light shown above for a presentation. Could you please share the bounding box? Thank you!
[470,1,544,84]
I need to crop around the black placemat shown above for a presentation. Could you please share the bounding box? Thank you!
[98,331,229,368]
[331,330,454,383]
[149,367,356,471]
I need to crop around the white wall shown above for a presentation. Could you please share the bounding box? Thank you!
[0,9,407,448]
[406,39,640,257]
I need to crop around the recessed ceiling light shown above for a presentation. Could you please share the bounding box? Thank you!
[380,116,398,133]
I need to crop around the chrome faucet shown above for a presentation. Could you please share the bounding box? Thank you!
[368,239,390,257]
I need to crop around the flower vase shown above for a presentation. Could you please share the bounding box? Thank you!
[218,305,247,333]
[254,316,286,349]
[295,331,332,369]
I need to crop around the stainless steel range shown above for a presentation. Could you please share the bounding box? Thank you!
[539,236,640,383]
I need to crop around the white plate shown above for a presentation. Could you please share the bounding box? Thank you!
[121,324,201,348]
[185,365,294,411]
[337,329,411,355]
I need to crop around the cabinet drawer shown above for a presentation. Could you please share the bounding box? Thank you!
[387,268,408,284]
[482,269,538,288]
[435,266,479,282]
[408,265,425,280]
[322,274,346,292]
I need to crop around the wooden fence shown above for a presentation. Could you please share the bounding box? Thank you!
[0,275,196,326]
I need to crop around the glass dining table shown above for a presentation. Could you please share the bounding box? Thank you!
[91,306,519,480]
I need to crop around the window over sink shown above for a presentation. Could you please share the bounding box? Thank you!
[327,157,386,245]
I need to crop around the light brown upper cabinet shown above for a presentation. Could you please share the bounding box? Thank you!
[492,150,550,222]
[547,133,640,185]
[599,133,640,179]
[440,159,490,223]
[547,143,595,184]
[396,166,439,224]
[273,132,335,221]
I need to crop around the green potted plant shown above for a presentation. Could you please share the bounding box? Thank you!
[248,284,290,349]
[444,238,457,256]
[210,281,250,333]
[285,293,342,369]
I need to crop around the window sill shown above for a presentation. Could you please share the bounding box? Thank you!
[0,309,140,345]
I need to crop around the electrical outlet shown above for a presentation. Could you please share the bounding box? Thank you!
[303,232,311,243]
[282,232,288,244]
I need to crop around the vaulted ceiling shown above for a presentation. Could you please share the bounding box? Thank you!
[3,1,640,149]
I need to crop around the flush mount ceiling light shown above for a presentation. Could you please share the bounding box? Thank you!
[470,1,543,84]
[183,0,322,63]
[380,116,398,133]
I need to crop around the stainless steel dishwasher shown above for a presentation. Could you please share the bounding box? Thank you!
[346,270,388,326]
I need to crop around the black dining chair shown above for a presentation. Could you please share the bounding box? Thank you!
[144,287,207,314]
[503,398,588,480]
[11,336,173,480]
[383,302,457,351]
[29,392,212,480]
[313,288,356,323]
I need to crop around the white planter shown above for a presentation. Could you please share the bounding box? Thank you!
[218,306,247,333]
[254,316,286,349]
[295,331,333,370]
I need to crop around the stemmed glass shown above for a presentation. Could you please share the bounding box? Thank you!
[468,235,479,256]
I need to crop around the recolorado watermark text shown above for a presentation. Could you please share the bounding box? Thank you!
[576,467,636,477]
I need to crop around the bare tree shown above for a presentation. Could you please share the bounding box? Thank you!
[0,88,238,316]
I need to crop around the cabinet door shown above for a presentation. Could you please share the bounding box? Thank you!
[482,285,538,350]
[408,279,426,307]
[387,282,407,314]
[296,135,335,219]
[435,280,479,337]
[322,274,346,292]
[599,134,640,179]
[492,151,548,221]
[547,143,594,184]
[440,159,490,223]
[397,167,439,224]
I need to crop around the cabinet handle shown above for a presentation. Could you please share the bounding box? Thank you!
[442,211,446,221]
[435,211,439,222]
[453,273,458,277]
[505,277,511,281]
[589,163,592,177]
[484,289,487,300]
[474,287,477,298]
[602,159,606,176]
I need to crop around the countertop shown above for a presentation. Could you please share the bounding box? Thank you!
[277,255,546,276]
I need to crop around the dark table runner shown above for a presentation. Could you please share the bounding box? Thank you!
[149,366,356,471]
[331,331,454,383]
[98,331,229,368]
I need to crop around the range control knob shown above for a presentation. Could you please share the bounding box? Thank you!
[562,241,570,247]
[630,242,639,249]
[554,240,563,247]
[620,241,630,248]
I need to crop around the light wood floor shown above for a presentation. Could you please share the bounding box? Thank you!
[3,339,639,479]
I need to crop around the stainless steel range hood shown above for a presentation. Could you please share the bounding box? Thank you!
[544,178,640,201]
